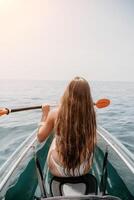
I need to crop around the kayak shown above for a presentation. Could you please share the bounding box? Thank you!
[0,126,134,200]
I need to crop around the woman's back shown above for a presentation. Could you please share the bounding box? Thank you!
[53,77,97,176]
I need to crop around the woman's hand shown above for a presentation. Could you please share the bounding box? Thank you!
[41,104,50,121]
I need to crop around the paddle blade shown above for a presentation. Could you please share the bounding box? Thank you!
[0,108,8,116]
[95,99,110,109]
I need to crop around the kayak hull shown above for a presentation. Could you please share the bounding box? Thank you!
[0,127,133,200]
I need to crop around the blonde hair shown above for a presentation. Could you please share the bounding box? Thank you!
[55,77,96,175]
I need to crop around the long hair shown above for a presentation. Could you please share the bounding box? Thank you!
[55,77,96,175]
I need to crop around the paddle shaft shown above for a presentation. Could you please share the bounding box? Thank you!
[9,105,57,113]
[11,106,42,113]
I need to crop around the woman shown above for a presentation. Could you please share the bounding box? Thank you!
[37,77,97,177]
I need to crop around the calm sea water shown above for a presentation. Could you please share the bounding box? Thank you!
[0,80,134,167]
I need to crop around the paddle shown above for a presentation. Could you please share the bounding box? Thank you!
[0,98,110,116]
[94,98,110,108]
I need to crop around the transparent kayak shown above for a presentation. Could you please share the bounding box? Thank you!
[0,126,134,200]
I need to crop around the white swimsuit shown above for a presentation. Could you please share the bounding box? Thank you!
[47,137,92,177]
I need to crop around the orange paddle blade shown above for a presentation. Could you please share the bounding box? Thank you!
[0,108,8,116]
[95,99,110,108]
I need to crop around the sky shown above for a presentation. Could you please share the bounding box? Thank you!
[0,0,134,81]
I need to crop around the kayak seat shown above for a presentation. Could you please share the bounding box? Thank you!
[50,173,98,197]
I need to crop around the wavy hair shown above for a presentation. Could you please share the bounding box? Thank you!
[55,77,96,175]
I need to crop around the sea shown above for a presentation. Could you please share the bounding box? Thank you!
[0,80,134,168]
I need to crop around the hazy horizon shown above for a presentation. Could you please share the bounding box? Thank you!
[0,0,134,82]
[0,76,134,83]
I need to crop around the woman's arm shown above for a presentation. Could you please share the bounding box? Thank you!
[37,104,55,143]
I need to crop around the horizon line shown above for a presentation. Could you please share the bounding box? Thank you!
[0,78,134,83]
